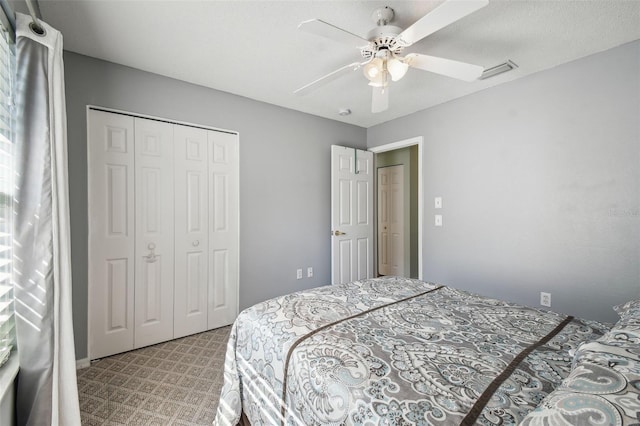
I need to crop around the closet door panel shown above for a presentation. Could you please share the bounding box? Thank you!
[208,131,239,329]
[88,110,135,359]
[134,118,175,348]
[211,249,229,308]
[174,126,209,338]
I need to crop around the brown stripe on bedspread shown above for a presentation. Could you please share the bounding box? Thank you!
[460,315,575,426]
[239,411,251,426]
[280,285,444,423]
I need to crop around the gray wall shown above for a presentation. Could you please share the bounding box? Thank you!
[375,146,419,278]
[368,40,640,324]
[64,52,366,359]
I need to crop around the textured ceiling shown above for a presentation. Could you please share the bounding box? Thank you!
[22,1,640,127]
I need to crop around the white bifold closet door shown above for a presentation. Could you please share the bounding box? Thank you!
[173,126,209,338]
[88,109,238,360]
[173,127,239,337]
[133,119,175,348]
[87,111,136,358]
[207,131,239,330]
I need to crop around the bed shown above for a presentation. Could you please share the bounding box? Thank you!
[213,277,640,425]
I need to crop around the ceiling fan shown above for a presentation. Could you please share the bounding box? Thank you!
[294,0,489,113]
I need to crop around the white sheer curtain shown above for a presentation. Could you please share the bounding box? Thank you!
[14,12,80,425]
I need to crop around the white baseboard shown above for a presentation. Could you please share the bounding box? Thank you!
[76,358,90,370]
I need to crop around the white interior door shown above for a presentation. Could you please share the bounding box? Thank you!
[207,131,239,329]
[88,110,135,359]
[378,165,404,276]
[174,125,209,338]
[331,145,374,285]
[134,118,175,348]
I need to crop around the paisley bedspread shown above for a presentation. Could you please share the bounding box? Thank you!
[213,277,609,425]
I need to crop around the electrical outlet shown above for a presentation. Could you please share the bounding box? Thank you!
[435,215,443,227]
[307,267,313,278]
[435,197,442,209]
[296,269,303,280]
[540,292,551,307]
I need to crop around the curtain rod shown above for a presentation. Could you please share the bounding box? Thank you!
[0,0,16,39]
[25,0,45,35]
[0,0,44,38]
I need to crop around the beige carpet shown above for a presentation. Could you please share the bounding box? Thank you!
[77,326,231,425]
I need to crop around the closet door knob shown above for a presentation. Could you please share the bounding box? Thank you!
[144,243,158,263]
[192,240,200,247]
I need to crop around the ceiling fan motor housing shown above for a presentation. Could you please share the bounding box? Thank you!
[362,25,405,59]
[361,7,405,60]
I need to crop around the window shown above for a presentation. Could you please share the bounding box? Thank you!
[0,14,15,368]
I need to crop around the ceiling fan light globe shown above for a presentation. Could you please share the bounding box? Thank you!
[363,58,384,82]
[367,73,387,86]
[388,58,409,81]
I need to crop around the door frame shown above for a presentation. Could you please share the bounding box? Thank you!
[369,136,424,280]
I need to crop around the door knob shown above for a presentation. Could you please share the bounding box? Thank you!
[192,240,200,247]
[333,230,347,236]
[144,243,158,263]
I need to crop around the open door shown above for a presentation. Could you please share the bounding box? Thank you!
[331,145,374,284]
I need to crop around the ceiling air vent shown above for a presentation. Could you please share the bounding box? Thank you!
[479,60,518,80]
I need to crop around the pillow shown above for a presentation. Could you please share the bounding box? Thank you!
[600,298,640,344]
[521,346,640,426]
[522,314,640,426]
[613,298,640,318]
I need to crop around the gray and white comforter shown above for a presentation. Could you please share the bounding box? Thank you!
[214,277,608,425]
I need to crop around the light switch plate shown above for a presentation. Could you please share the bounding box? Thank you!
[435,197,442,209]
[435,215,442,227]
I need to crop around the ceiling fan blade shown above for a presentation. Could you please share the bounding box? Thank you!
[298,19,369,47]
[406,53,483,81]
[398,0,489,46]
[294,62,364,96]
[372,86,389,113]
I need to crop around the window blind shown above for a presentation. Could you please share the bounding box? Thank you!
[0,15,15,368]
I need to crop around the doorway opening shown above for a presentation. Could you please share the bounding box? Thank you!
[370,137,423,279]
